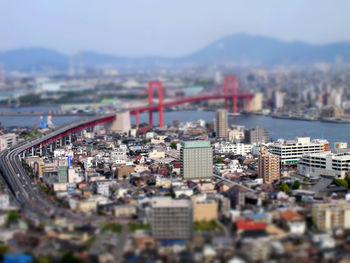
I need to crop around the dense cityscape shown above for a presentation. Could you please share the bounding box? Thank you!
[2,1,350,263]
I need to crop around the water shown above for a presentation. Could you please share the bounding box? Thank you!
[130,110,350,146]
[0,106,80,128]
[1,107,349,146]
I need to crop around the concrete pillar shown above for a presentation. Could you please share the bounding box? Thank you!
[31,147,34,156]
[39,144,42,156]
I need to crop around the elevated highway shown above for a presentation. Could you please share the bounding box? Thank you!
[0,114,116,220]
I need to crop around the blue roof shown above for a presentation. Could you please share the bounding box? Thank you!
[4,253,33,263]
[249,213,267,219]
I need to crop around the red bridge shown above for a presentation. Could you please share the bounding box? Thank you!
[130,75,254,128]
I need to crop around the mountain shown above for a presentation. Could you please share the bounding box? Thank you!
[0,48,69,71]
[182,33,350,65]
[1,33,350,72]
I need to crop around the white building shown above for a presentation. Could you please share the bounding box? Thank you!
[298,149,350,179]
[0,133,17,151]
[68,167,82,183]
[0,193,10,209]
[269,137,329,166]
[228,125,245,142]
[93,181,110,196]
[274,91,285,109]
[214,142,252,156]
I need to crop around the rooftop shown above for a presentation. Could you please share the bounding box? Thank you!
[151,197,191,208]
[182,141,211,149]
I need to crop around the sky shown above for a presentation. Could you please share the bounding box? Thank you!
[0,0,349,57]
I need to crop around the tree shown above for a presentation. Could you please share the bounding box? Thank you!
[292,180,300,190]
[7,211,19,225]
[60,252,81,263]
[142,138,150,144]
[335,178,348,188]
[345,175,350,188]
[216,157,224,163]
[303,177,309,182]
[170,142,177,150]
[278,182,290,195]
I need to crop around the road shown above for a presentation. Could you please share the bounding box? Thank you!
[0,114,116,220]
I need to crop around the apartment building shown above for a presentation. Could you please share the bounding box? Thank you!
[259,146,280,184]
[214,142,252,156]
[313,201,350,231]
[0,133,17,151]
[150,197,193,240]
[215,109,228,139]
[269,137,329,166]
[181,141,213,180]
[244,126,268,145]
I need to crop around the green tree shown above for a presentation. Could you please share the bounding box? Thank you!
[170,142,177,149]
[335,178,348,188]
[345,175,350,188]
[142,138,150,144]
[278,182,290,195]
[102,223,123,233]
[292,180,300,190]
[60,252,81,263]
[0,245,8,261]
[303,177,309,182]
[37,257,51,263]
[7,211,19,225]
[216,157,224,163]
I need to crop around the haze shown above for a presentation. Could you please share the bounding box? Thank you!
[0,0,349,57]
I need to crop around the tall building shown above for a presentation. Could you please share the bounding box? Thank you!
[215,109,228,139]
[313,201,350,231]
[258,147,280,184]
[180,141,213,180]
[105,112,131,134]
[250,93,263,112]
[58,166,68,183]
[150,197,193,240]
[244,126,268,145]
[274,91,285,109]
[270,137,329,167]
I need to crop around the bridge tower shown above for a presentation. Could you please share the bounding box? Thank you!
[148,81,163,127]
[224,75,237,114]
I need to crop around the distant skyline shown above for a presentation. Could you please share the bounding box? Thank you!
[1,0,349,57]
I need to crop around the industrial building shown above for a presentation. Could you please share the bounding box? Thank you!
[297,142,350,178]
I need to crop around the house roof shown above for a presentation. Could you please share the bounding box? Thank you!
[280,209,303,221]
[236,219,266,230]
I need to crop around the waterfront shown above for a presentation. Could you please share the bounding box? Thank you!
[131,110,350,146]
[0,108,349,146]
